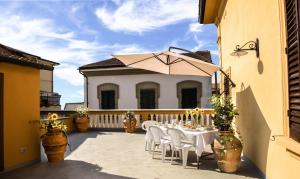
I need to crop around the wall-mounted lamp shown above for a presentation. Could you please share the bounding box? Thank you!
[230,38,259,58]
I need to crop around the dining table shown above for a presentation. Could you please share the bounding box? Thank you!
[157,124,218,157]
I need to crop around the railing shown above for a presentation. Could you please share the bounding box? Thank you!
[40,91,61,107]
[40,109,214,130]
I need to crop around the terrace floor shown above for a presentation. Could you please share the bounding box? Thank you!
[1,131,263,179]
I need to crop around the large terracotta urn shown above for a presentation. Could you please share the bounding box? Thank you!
[213,131,243,173]
[75,116,89,132]
[42,129,67,163]
[123,118,137,133]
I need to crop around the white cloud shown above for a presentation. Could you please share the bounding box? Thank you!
[95,0,198,33]
[189,23,203,32]
[191,35,205,51]
[210,50,219,56]
[0,12,146,86]
[111,0,122,5]
[70,89,84,99]
[54,64,83,86]
[71,4,81,14]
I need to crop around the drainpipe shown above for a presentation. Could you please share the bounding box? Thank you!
[79,70,89,108]
[214,72,218,95]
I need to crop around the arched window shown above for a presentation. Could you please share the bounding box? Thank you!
[136,82,160,109]
[97,83,119,109]
[176,80,202,109]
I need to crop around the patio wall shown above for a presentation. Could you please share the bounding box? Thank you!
[215,0,300,178]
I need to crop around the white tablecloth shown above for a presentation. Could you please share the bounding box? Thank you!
[158,126,217,156]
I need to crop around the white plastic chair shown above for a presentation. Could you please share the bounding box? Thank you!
[142,120,158,151]
[167,128,193,168]
[149,126,171,162]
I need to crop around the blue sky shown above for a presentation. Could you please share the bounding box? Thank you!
[0,0,218,107]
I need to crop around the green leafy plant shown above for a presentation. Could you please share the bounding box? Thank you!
[75,105,89,118]
[40,113,68,137]
[210,95,239,132]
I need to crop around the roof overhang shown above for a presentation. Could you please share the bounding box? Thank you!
[198,0,223,24]
[79,67,159,77]
[0,56,56,71]
[0,43,59,70]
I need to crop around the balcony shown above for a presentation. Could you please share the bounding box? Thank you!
[40,91,61,109]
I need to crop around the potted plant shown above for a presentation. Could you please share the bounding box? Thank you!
[123,111,137,133]
[210,95,242,173]
[40,113,68,163]
[185,107,204,128]
[75,105,89,132]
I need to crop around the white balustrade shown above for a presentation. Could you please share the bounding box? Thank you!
[86,109,214,129]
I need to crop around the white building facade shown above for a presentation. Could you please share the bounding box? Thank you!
[79,52,213,110]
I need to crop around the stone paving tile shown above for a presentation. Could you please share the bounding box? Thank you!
[0,132,263,179]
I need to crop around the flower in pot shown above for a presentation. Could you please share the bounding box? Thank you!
[74,105,89,132]
[40,113,68,163]
[123,111,137,133]
[210,95,242,173]
[185,107,203,128]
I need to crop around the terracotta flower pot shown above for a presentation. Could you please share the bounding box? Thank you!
[75,116,89,132]
[213,131,243,173]
[42,129,67,163]
[123,118,137,133]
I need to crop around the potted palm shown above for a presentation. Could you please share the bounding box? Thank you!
[75,105,89,132]
[123,111,137,133]
[40,113,68,163]
[210,95,242,173]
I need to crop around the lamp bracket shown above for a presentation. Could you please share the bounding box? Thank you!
[234,38,259,58]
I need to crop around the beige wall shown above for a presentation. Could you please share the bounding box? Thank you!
[40,69,53,93]
[217,0,300,178]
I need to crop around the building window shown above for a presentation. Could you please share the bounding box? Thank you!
[140,89,156,109]
[177,80,202,108]
[101,90,115,109]
[97,83,119,109]
[181,88,198,109]
[136,82,160,109]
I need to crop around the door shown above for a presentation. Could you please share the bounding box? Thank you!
[181,88,197,109]
[140,89,156,109]
[101,90,115,109]
[0,73,3,171]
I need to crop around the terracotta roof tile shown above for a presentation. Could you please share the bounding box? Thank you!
[79,58,125,70]
[0,43,59,70]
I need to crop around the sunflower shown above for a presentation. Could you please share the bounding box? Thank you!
[47,113,53,120]
[51,113,58,121]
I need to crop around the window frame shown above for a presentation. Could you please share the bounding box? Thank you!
[136,81,160,109]
[97,83,119,109]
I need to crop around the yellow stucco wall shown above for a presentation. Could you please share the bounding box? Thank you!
[0,63,40,170]
[216,0,300,178]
